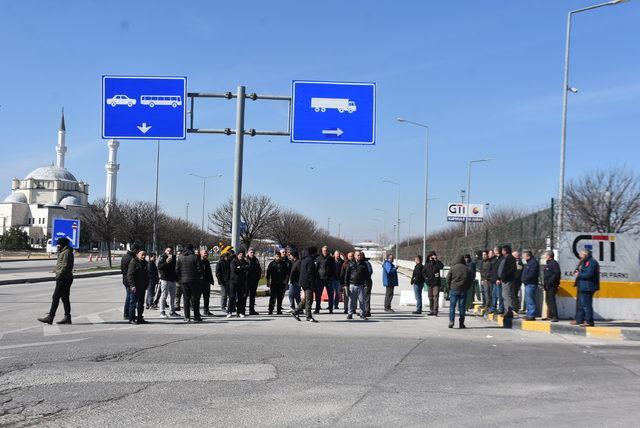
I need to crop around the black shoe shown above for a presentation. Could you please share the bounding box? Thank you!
[194,317,203,323]
[56,316,72,325]
[459,323,466,329]
[365,312,371,317]
[175,307,181,312]
[203,311,214,316]
[306,317,318,323]
[38,316,53,325]
[359,315,368,320]
[313,309,320,314]
[276,310,283,315]
[448,322,454,328]
[292,312,301,321]
[347,314,353,320]
[145,305,150,310]
[329,309,334,314]
[129,320,137,324]
[249,310,259,316]
[412,311,422,315]
[268,310,273,315]
[137,318,149,324]
[524,316,535,321]
[184,318,191,323]
[384,308,395,313]
[343,310,348,314]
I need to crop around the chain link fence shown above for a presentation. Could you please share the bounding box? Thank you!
[398,205,554,265]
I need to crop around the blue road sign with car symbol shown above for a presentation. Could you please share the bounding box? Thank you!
[102,75,187,140]
[291,81,376,145]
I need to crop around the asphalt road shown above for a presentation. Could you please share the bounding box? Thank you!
[0,258,113,277]
[1,263,639,427]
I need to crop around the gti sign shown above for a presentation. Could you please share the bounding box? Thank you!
[102,75,187,140]
[447,203,484,223]
[51,218,81,249]
[290,80,376,145]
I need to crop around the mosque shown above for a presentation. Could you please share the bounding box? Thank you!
[0,111,89,246]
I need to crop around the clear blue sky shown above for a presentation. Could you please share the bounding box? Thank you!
[1,0,638,243]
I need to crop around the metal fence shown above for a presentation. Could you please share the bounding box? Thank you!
[398,205,554,265]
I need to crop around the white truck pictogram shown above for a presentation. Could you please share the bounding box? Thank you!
[310,98,357,113]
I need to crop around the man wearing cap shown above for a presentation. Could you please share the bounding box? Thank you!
[38,237,74,325]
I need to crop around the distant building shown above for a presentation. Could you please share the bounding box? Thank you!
[0,110,89,247]
[353,241,385,260]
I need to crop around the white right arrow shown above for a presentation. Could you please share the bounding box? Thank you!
[322,128,343,136]
[137,123,152,134]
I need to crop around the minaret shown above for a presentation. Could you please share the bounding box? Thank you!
[56,108,67,169]
[105,139,120,210]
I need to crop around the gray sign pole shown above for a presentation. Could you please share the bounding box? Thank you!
[231,86,246,251]
[152,139,160,253]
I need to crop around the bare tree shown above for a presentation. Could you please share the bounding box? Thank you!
[209,194,280,250]
[115,200,156,247]
[565,167,640,233]
[158,214,218,249]
[81,198,121,267]
[269,210,318,250]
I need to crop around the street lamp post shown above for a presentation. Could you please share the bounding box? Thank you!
[397,118,430,261]
[557,0,629,246]
[188,173,223,247]
[382,180,400,260]
[465,158,492,237]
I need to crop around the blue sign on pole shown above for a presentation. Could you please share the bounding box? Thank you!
[291,81,376,145]
[52,219,81,249]
[102,75,187,140]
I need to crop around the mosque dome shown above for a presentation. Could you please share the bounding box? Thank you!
[59,195,81,206]
[3,193,27,203]
[25,166,78,182]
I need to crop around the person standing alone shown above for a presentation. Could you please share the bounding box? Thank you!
[127,248,149,324]
[38,237,74,325]
[382,254,398,312]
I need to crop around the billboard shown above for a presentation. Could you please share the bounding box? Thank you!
[557,232,640,320]
[447,203,484,223]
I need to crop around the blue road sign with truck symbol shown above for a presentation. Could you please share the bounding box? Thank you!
[291,81,376,145]
[51,218,81,249]
[102,75,187,140]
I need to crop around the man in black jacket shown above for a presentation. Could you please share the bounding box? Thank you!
[542,250,560,322]
[292,246,319,322]
[246,248,262,315]
[175,244,203,322]
[314,246,335,314]
[344,250,371,320]
[266,251,287,314]
[228,250,248,318]
[216,250,233,313]
[488,247,504,314]
[200,250,215,316]
[497,245,517,317]
[410,255,425,315]
[157,246,179,318]
[423,252,444,316]
[127,248,149,324]
[146,253,159,310]
[120,243,140,320]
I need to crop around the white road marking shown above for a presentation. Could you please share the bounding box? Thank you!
[1,363,277,386]
[0,338,87,351]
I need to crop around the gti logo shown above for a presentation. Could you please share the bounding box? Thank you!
[448,204,466,215]
[572,234,616,262]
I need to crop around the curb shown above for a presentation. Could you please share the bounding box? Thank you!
[0,270,121,286]
[473,305,640,342]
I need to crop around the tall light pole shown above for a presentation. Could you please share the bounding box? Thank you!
[374,208,387,244]
[397,117,430,261]
[382,179,400,260]
[186,202,190,222]
[557,0,629,246]
[465,158,492,237]
[188,173,223,246]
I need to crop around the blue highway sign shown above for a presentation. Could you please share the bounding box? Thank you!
[291,81,376,145]
[102,75,187,140]
[52,218,81,249]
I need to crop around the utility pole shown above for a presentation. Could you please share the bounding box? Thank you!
[186,202,190,222]
[152,140,160,253]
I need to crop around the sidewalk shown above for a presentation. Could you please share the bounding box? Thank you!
[474,305,640,341]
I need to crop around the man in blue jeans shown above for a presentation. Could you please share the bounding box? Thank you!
[572,249,600,327]
[446,255,470,329]
[521,250,540,321]
[410,255,425,314]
